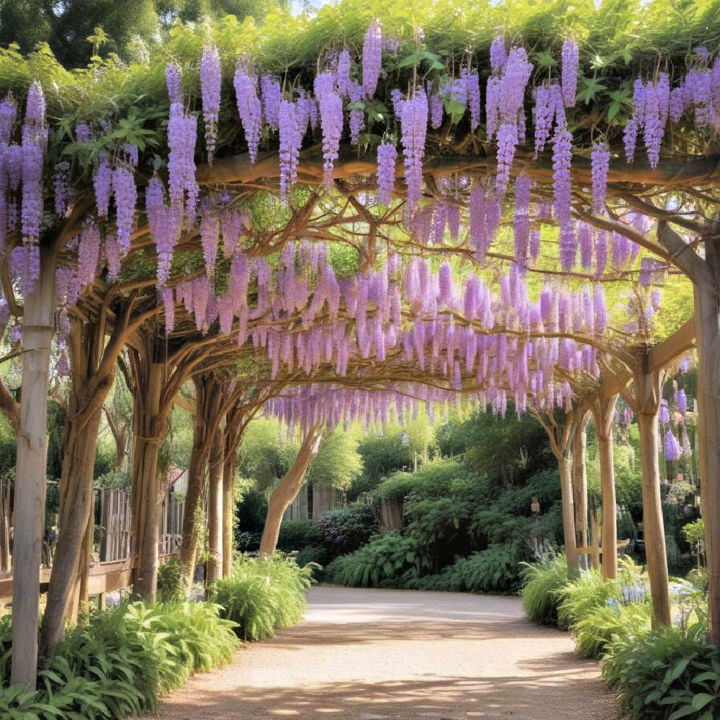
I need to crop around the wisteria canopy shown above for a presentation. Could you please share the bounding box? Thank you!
[5,0,720,685]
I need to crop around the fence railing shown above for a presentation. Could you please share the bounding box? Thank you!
[0,477,185,599]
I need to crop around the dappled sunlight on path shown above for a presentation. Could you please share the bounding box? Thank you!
[146,586,617,719]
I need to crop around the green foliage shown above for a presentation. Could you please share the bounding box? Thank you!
[376,459,468,501]
[520,555,568,627]
[352,416,434,498]
[157,557,185,603]
[238,419,298,492]
[0,0,278,69]
[683,518,705,549]
[210,554,313,641]
[601,623,720,720]
[573,603,652,659]
[305,428,363,491]
[437,409,553,484]
[557,557,647,631]
[0,601,238,718]
[441,544,525,594]
[325,532,425,588]
[277,519,324,552]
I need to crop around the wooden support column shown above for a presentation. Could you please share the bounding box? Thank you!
[572,407,590,570]
[692,242,720,645]
[629,353,671,627]
[590,392,619,580]
[11,244,57,686]
[533,408,579,577]
[207,427,224,585]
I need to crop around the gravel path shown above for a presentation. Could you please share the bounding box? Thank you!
[148,586,617,720]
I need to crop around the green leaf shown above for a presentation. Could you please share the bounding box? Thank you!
[533,51,557,68]
[691,694,716,711]
[576,76,608,105]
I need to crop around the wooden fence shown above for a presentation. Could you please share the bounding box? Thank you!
[0,479,185,601]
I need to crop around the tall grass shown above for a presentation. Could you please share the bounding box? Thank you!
[210,553,315,641]
[520,555,568,627]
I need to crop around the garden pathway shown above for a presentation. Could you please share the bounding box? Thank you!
[148,586,617,720]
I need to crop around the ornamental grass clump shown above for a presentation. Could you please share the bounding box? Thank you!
[210,554,314,641]
[520,555,568,627]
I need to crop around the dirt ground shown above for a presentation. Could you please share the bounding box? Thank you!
[145,585,618,720]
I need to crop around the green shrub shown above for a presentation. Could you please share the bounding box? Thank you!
[277,519,324,552]
[157,557,184,602]
[521,555,568,626]
[601,623,720,719]
[0,601,239,719]
[318,503,378,556]
[573,602,651,659]
[295,544,330,578]
[325,531,425,588]
[210,554,313,641]
[443,544,525,594]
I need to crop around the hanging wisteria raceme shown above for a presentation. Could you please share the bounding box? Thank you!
[112,145,138,254]
[278,99,301,202]
[166,63,182,105]
[489,36,507,74]
[200,45,222,163]
[146,175,182,286]
[561,39,579,107]
[376,141,397,205]
[167,100,199,225]
[491,46,533,195]
[261,75,282,130]
[314,72,343,190]
[0,99,16,144]
[19,81,46,292]
[234,67,262,163]
[397,89,428,212]
[467,70,481,130]
[362,19,382,97]
[664,429,683,461]
[52,162,69,217]
[199,198,220,276]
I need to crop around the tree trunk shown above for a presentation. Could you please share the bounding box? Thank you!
[11,245,57,686]
[130,361,166,601]
[39,407,102,655]
[637,408,671,627]
[693,275,720,645]
[207,428,224,585]
[259,425,323,555]
[178,375,224,589]
[559,453,579,577]
[572,409,589,571]
[591,394,619,580]
[222,444,237,577]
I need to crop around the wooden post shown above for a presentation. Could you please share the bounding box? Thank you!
[693,268,720,645]
[207,428,224,584]
[179,374,224,589]
[632,355,671,627]
[572,408,590,571]
[222,443,237,577]
[533,408,579,577]
[130,359,166,601]
[591,393,619,580]
[259,424,323,555]
[11,244,57,686]
[590,507,601,571]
